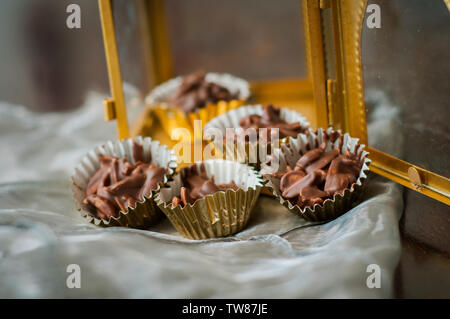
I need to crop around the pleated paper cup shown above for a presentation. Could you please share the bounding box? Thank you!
[145,72,250,137]
[260,128,371,222]
[71,136,177,229]
[203,104,310,168]
[155,159,263,240]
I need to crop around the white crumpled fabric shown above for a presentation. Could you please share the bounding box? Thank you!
[0,89,403,298]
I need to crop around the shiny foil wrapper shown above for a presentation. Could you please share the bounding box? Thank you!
[260,128,371,222]
[155,159,263,240]
[145,73,250,136]
[71,136,177,228]
[204,104,310,168]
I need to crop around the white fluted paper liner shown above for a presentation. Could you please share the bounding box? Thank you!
[71,136,177,228]
[145,72,250,106]
[203,104,310,166]
[144,73,251,137]
[156,159,263,239]
[260,128,371,221]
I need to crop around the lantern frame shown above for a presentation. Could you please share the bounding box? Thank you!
[98,0,450,205]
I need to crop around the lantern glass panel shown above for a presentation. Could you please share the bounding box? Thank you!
[164,0,307,81]
[362,0,450,178]
[113,0,154,95]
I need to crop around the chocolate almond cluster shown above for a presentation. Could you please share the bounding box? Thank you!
[84,142,167,220]
[171,164,239,207]
[166,71,237,113]
[273,142,362,209]
[234,104,307,142]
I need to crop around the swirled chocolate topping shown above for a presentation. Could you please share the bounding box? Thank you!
[166,71,238,113]
[231,105,307,142]
[171,163,239,207]
[83,141,168,220]
[273,138,362,209]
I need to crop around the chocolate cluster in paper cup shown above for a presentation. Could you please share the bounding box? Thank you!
[71,136,177,228]
[145,72,250,136]
[156,159,263,240]
[204,104,310,168]
[260,128,370,221]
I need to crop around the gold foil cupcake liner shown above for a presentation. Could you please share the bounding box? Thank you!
[203,104,310,168]
[145,72,251,137]
[153,100,244,137]
[155,159,263,240]
[71,136,177,228]
[260,127,371,222]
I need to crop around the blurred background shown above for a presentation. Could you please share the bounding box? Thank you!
[0,0,448,298]
[0,0,109,111]
[0,0,307,111]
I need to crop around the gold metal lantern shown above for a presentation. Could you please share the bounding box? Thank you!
[97,0,450,205]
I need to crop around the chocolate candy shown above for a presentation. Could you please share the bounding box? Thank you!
[324,153,361,195]
[166,71,237,113]
[274,139,362,209]
[83,142,167,220]
[234,105,307,142]
[171,163,240,207]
